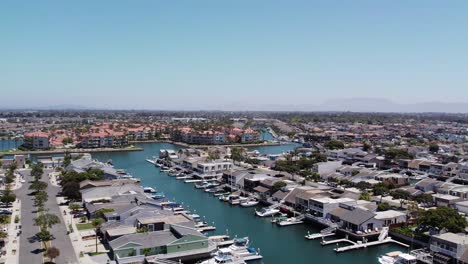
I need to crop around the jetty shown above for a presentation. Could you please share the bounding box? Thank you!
[321,238,356,246]
[305,232,335,240]
[334,237,408,253]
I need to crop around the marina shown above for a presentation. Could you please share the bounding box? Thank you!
[92,142,408,264]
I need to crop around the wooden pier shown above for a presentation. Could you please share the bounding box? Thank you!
[333,238,409,253]
[305,232,335,240]
[321,238,356,246]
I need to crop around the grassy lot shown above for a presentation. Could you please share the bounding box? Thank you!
[76,223,94,230]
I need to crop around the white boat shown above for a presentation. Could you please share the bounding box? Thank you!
[150,192,165,199]
[201,248,246,264]
[240,199,259,207]
[255,207,280,217]
[145,158,156,165]
[195,182,210,189]
[143,187,157,193]
[378,252,417,264]
[223,237,262,261]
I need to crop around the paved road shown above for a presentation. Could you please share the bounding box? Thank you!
[15,169,43,264]
[16,169,79,264]
[45,171,79,264]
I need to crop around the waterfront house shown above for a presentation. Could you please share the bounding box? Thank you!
[222,170,251,190]
[80,184,144,203]
[243,173,275,193]
[432,194,461,208]
[193,160,233,178]
[308,197,356,218]
[328,204,379,233]
[109,225,213,264]
[430,232,468,264]
[373,210,406,226]
[79,179,138,190]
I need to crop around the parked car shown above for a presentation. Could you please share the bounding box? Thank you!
[73,212,87,218]
[0,210,12,215]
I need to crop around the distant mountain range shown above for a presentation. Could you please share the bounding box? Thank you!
[1,98,467,113]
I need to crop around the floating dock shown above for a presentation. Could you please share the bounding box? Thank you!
[334,238,409,253]
[321,238,356,246]
[305,232,335,240]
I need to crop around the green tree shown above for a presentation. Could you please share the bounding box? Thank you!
[29,180,48,193]
[377,202,391,211]
[91,218,104,253]
[390,189,411,200]
[94,208,114,219]
[372,182,390,196]
[414,193,434,206]
[362,142,371,151]
[36,229,53,243]
[271,181,287,194]
[1,187,16,206]
[0,214,10,225]
[34,213,60,229]
[384,148,413,161]
[429,144,439,153]
[34,191,48,210]
[359,191,371,201]
[419,207,467,233]
[30,163,44,179]
[62,137,73,145]
[0,231,8,240]
[355,181,372,191]
[324,140,345,150]
[230,147,244,162]
[68,203,81,214]
[61,181,81,201]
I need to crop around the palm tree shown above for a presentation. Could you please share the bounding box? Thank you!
[91,218,104,253]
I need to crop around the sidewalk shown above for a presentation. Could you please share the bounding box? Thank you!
[3,199,21,264]
[57,196,104,264]
[49,171,61,187]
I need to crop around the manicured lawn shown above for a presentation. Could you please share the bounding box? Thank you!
[76,223,94,230]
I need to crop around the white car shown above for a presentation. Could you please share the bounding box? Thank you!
[20,180,26,183]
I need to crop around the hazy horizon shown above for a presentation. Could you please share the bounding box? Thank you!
[2,1,468,111]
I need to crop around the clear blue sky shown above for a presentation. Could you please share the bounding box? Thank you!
[1,0,468,110]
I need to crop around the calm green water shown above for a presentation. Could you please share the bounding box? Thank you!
[93,143,405,264]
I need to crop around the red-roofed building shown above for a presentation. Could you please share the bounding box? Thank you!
[23,131,50,149]
[79,130,128,148]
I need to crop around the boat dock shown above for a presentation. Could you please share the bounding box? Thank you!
[333,238,409,253]
[209,235,235,247]
[305,232,335,240]
[321,238,356,246]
